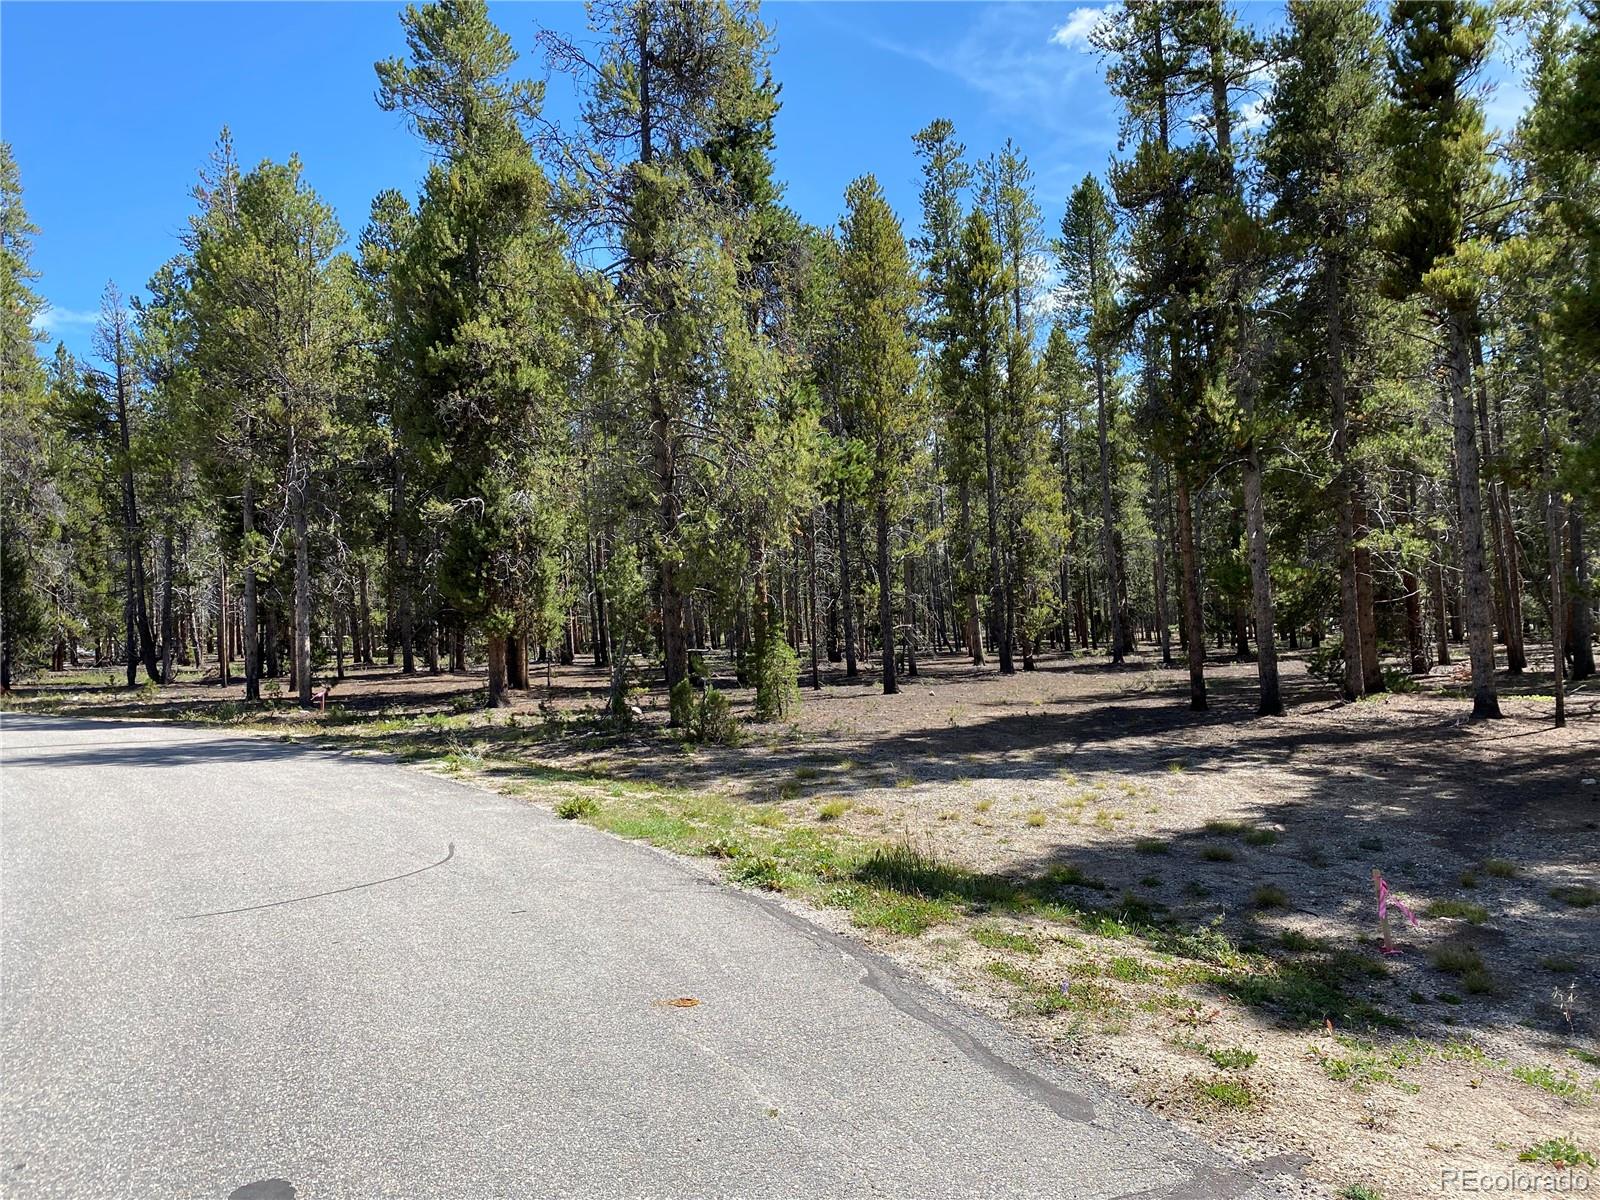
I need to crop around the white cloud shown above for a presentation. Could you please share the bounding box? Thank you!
[30,305,100,336]
[864,4,1117,143]
[1050,4,1118,51]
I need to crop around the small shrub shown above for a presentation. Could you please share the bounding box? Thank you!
[816,799,849,822]
[1200,844,1237,863]
[1430,942,1484,976]
[752,626,800,723]
[1135,837,1170,855]
[696,686,739,745]
[1207,1045,1258,1070]
[1244,827,1280,846]
[1306,638,1345,686]
[1251,885,1289,909]
[1381,667,1419,693]
[1482,859,1519,879]
[1518,1138,1597,1169]
[1190,1076,1257,1110]
[1551,885,1599,908]
[556,795,596,820]
[669,679,695,731]
[728,852,784,890]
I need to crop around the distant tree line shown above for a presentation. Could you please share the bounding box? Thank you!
[2,0,1596,725]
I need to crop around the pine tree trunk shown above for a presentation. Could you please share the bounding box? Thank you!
[218,558,231,686]
[1243,440,1281,715]
[1325,260,1365,700]
[486,633,510,708]
[1472,338,1525,673]
[123,555,138,688]
[838,493,858,679]
[358,562,374,665]
[242,478,261,702]
[1152,461,1172,666]
[1543,416,1566,728]
[1095,355,1124,666]
[1432,556,1451,667]
[293,484,313,709]
[877,496,897,695]
[1175,469,1206,710]
[807,514,821,689]
[160,531,175,684]
[1446,312,1501,717]
[958,479,983,663]
[1569,504,1595,679]
[1353,492,1383,694]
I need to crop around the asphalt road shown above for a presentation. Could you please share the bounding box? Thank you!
[1,714,1297,1200]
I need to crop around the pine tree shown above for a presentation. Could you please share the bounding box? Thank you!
[0,144,53,692]
[1262,0,1391,703]
[838,175,921,696]
[1058,175,1128,665]
[382,0,573,708]
[1383,0,1502,718]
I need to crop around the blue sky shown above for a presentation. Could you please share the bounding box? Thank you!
[4,1,1532,361]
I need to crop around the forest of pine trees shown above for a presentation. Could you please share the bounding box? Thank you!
[2,0,1597,727]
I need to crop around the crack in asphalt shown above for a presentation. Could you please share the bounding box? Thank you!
[179,842,456,919]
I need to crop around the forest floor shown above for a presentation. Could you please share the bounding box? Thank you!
[7,646,1600,1199]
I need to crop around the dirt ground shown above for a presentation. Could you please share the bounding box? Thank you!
[9,645,1599,1198]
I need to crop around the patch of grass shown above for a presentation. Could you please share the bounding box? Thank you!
[1250,885,1289,909]
[1512,1063,1589,1102]
[1481,858,1519,878]
[1570,1048,1600,1069]
[975,798,993,813]
[816,799,850,822]
[1312,1035,1420,1094]
[1427,899,1489,924]
[1025,810,1047,827]
[1135,837,1170,855]
[1215,959,1400,1031]
[1461,967,1495,995]
[1189,1076,1257,1110]
[1518,1138,1597,1169]
[1107,955,1160,984]
[1043,863,1107,891]
[555,794,597,820]
[1279,930,1329,953]
[848,889,956,935]
[1244,827,1279,846]
[1200,844,1237,863]
[1541,955,1580,974]
[1551,885,1600,908]
[1341,1186,1385,1200]
[972,924,1043,955]
[792,765,822,782]
[1207,1045,1259,1070]
[1430,942,1484,977]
